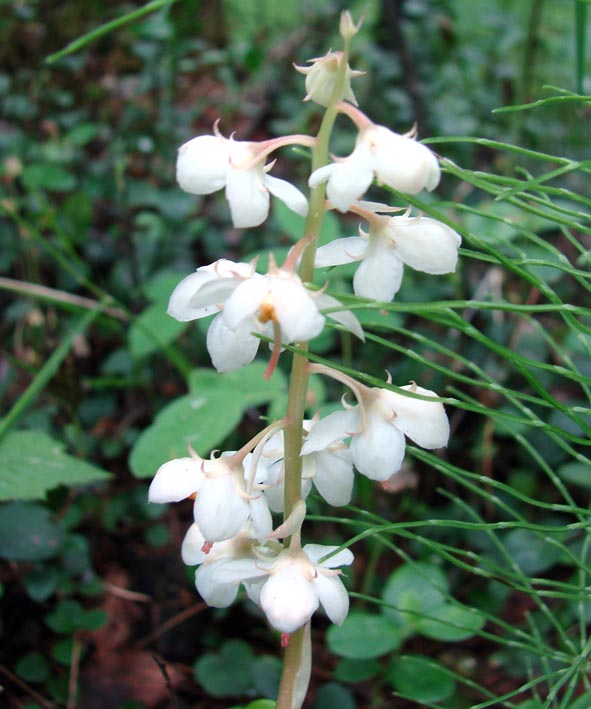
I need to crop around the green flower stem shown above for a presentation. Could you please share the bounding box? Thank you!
[277,35,352,709]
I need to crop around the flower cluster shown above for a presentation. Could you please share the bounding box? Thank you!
[149,10,459,671]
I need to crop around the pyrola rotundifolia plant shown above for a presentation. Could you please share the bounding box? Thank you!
[148,11,459,708]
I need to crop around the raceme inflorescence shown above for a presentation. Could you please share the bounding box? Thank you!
[148,11,460,708]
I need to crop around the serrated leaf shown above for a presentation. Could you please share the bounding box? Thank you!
[188,362,287,405]
[0,430,111,501]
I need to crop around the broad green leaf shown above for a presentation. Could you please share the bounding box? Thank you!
[188,362,287,405]
[129,390,242,478]
[381,562,448,632]
[314,682,356,709]
[334,658,381,683]
[16,652,51,683]
[194,639,255,698]
[387,655,455,703]
[0,430,111,501]
[128,302,188,358]
[0,502,63,561]
[416,602,484,642]
[21,163,76,192]
[327,612,403,659]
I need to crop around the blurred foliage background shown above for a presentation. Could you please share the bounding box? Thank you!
[1,1,590,708]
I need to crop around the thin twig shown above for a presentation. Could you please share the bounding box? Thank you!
[0,276,128,321]
[0,664,56,708]
[67,633,83,709]
[135,602,207,649]
[102,580,153,603]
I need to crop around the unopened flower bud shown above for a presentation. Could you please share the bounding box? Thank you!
[295,51,363,107]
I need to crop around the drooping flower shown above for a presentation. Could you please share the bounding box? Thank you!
[315,206,461,302]
[309,104,440,212]
[177,124,315,228]
[149,447,273,545]
[258,420,354,512]
[295,51,363,107]
[198,543,354,634]
[303,368,450,482]
[167,255,364,374]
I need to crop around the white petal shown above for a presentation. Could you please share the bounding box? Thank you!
[176,135,229,195]
[382,385,450,449]
[351,410,406,481]
[248,493,273,540]
[149,457,203,503]
[195,562,240,607]
[326,148,375,212]
[193,476,249,541]
[181,522,208,565]
[301,410,359,455]
[260,566,319,633]
[207,557,266,585]
[353,241,404,302]
[308,163,337,189]
[371,127,440,194]
[314,574,350,625]
[315,236,367,267]
[390,217,461,274]
[223,277,269,330]
[225,166,269,228]
[315,293,364,340]
[167,271,221,321]
[272,279,325,342]
[264,174,309,217]
[206,313,260,373]
[311,449,354,506]
[303,544,354,568]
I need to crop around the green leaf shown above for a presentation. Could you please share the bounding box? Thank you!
[314,682,356,709]
[381,562,448,632]
[416,602,484,642]
[188,362,287,406]
[129,390,242,478]
[130,363,286,478]
[252,655,282,699]
[0,502,64,561]
[0,430,111,501]
[194,639,255,698]
[327,612,403,659]
[45,599,107,633]
[557,461,590,487]
[16,652,51,683]
[387,655,456,703]
[21,163,76,192]
[334,658,381,683]
[23,565,60,601]
[129,302,188,358]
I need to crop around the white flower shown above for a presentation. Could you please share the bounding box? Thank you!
[258,421,354,511]
[301,381,449,482]
[181,522,270,608]
[258,545,354,633]
[315,211,461,302]
[177,127,311,228]
[149,451,272,544]
[295,51,363,107]
[168,258,363,373]
[309,116,440,212]
[205,544,354,634]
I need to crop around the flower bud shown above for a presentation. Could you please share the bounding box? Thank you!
[295,51,363,107]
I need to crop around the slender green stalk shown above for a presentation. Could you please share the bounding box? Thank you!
[276,35,353,709]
